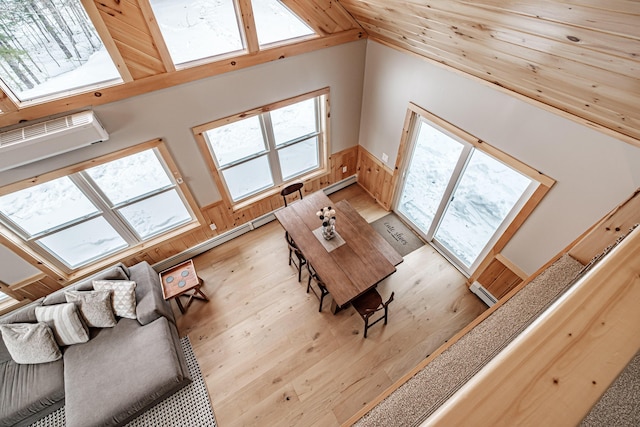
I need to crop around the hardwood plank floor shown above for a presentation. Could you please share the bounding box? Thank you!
[176,184,487,426]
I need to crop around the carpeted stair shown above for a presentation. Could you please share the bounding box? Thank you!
[354,253,585,426]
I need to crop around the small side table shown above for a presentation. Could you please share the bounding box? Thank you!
[159,259,209,314]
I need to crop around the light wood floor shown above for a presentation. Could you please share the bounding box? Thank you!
[176,184,487,427]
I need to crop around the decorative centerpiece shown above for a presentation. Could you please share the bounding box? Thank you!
[316,206,336,240]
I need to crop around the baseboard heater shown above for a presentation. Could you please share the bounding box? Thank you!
[153,175,358,272]
[470,281,498,307]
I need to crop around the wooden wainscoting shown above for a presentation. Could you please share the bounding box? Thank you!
[474,254,527,300]
[356,146,395,210]
[1,146,359,311]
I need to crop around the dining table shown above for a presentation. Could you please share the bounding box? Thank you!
[274,190,403,313]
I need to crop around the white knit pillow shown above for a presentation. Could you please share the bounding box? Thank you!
[0,322,62,364]
[65,289,117,328]
[35,303,89,346]
[92,280,137,319]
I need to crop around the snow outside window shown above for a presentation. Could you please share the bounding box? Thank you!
[148,0,244,65]
[203,95,323,202]
[0,0,122,102]
[0,148,194,270]
[252,0,315,46]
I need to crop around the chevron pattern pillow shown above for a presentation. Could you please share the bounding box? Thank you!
[92,280,137,319]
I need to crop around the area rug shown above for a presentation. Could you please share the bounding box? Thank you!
[370,212,425,257]
[31,336,217,427]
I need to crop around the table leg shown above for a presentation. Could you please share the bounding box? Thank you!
[174,297,185,314]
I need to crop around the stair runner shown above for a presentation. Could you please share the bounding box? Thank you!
[354,253,584,426]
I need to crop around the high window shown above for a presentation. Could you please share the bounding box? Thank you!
[0,142,199,271]
[0,0,121,103]
[252,0,314,46]
[194,88,328,205]
[149,0,315,67]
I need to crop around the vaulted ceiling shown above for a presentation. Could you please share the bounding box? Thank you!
[337,0,640,147]
[1,0,638,149]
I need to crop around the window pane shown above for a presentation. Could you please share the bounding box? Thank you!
[0,177,98,236]
[271,98,317,146]
[434,150,532,267]
[277,137,319,180]
[0,292,9,302]
[222,156,273,201]
[205,116,265,167]
[118,190,192,239]
[86,150,172,205]
[252,0,314,46]
[397,121,464,233]
[149,0,243,65]
[0,0,121,102]
[38,217,127,268]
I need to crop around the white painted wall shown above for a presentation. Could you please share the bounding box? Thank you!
[359,41,640,274]
[0,40,367,207]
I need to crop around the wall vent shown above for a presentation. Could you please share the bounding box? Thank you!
[470,281,498,307]
[0,110,108,172]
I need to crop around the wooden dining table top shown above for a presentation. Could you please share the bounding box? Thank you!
[274,191,403,308]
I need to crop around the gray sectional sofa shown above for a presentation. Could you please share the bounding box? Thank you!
[0,261,191,427]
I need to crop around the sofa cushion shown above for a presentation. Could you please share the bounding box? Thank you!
[43,264,130,306]
[65,290,117,328]
[129,261,175,326]
[63,317,190,427]
[35,304,89,346]
[0,337,64,427]
[0,298,44,325]
[0,323,61,364]
[92,280,137,319]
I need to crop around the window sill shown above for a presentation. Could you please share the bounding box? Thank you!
[230,167,329,212]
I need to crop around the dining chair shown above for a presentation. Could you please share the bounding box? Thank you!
[280,182,304,207]
[352,289,394,338]
[285,231,306,282]
[306,262,330,312]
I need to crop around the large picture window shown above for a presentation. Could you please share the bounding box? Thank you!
[194,88,328,205]
[0,142,198,271]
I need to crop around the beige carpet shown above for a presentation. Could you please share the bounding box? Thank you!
[354,254,584,426]
[581,350,640,426]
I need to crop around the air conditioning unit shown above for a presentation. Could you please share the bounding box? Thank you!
[0,110,109,172]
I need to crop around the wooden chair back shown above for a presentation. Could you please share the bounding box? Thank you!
[280,182,304,207]
[352,289,395,338]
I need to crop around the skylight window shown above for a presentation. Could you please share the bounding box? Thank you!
[0,0,121,102]
[149,0,244,65]
[252,0,315,46]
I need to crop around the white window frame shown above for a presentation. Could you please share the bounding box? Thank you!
[193,88,330,209]
[0,140,201,273]
[393,103,555,277]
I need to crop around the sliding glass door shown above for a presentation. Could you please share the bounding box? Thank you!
[396,117,537,275]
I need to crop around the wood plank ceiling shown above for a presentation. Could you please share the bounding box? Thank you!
[337,0,640,147]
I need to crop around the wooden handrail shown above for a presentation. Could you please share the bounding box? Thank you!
[424,226,640,426]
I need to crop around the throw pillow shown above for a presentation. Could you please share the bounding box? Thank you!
[93,280,137,319]
[35,303,90,346]
[0,322,62,364]
[65,289,117,328]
